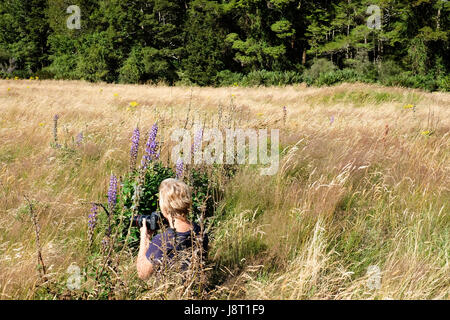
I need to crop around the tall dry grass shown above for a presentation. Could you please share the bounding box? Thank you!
[0,79,448,299]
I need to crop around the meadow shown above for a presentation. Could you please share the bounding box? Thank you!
[0,79,448,299]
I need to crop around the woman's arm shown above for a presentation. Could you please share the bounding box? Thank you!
[136,219,154,280]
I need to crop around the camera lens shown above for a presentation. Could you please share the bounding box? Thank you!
[132,213,164,231]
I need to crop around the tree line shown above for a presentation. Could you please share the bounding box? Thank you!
[0,0,448,90]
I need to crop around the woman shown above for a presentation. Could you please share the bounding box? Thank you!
[136,178,208,280]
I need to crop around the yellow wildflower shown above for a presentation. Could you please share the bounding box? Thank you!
[30,76,34,80]
[129,101,139,108]
[403,104,414,109]
[256,112,264,117]
[421,130,431,136]
[114,93,119,97]
[35,76,39,80]
[14,76,19,80]
[39,123,45,127]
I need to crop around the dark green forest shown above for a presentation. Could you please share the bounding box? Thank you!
[0,0,449,90]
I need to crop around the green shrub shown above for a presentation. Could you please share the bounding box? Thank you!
[250,70,302,86]
[344,52,377,82]
[377,60,403,83]
[140,47,176,84]
[437,75,449,92]
[47,54,78,80]
[242,70,267,86]
[119,47,177,84]
[380,73,438,91]
[118,47,144,84]
[47,35,79,80]
[214,70,303,87]
[118,162,175,247]
[4,69,31,79]
[115,162,220,248]
[76,47,111,82]
[314,68,360,86]
[174,70,197,86]
[35,68,55,80]
[304,58,337,85]
[74,33,116,82]
[214,70,244,86]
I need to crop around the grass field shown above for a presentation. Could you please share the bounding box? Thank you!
[0,79,449,299]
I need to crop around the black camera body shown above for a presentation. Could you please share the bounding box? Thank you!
[132,211,167,231]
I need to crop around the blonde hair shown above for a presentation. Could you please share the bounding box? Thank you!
[159,178,192,219]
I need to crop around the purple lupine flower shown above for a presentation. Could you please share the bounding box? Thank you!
[88,204,98,231]
[130,127,140,171]
[88,204,98,229]
[53,114,61,147]
[330,115,335,125]
[192,128,203,154]
[76,132,83,146]
[101,237,110,251]
[175,158,184,179]
[108,174,118,213]
[88,204,98,248]
[149,123,159,160]
[141,123,159,170]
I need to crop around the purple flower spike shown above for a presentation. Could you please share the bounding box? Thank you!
[88,204,98,231]
[88,204,99,247]
[76,132,83,146]
[330,115,335,125]
[101,237,109,251]
[53,114,60,147]
[141,123,159,170]
[108,174,118,213]
[175,158,184,180]
[130,127,140,170]
[193,128,203,154]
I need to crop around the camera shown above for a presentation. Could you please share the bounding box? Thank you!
[132,211,167,232]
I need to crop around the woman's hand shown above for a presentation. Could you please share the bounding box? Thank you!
[137,218,154,280]
[140,218,152,241]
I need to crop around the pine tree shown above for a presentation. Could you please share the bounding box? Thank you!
[0,0,49,74]
[182,0,226,85]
